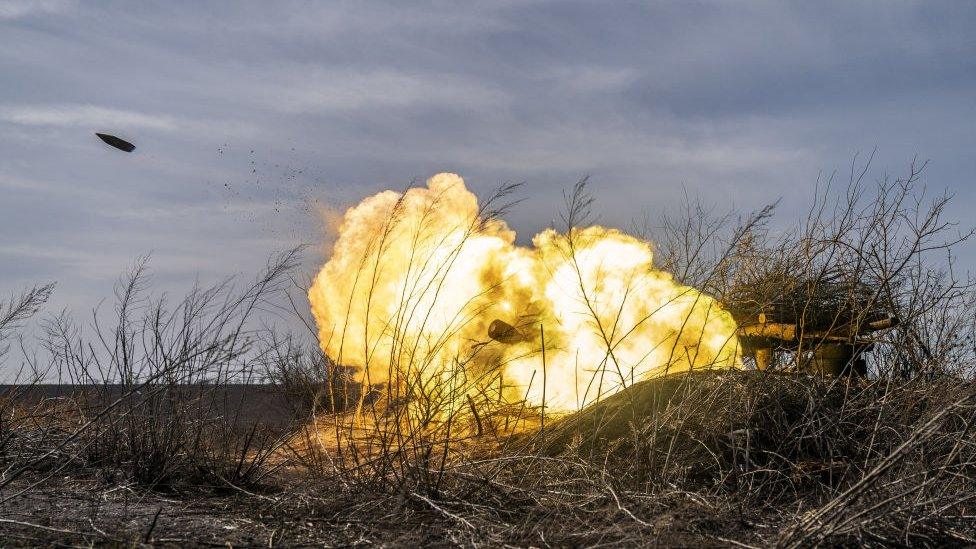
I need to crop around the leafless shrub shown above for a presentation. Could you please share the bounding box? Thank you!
[0,283,55,470]
[0,283,53,367]
[0,250,303,494]
[263,331,352,417]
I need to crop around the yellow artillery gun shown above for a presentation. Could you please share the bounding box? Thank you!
[737,313,898,375]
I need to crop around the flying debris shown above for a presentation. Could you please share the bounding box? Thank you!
[95,133,135,152]
[488,319,526,344]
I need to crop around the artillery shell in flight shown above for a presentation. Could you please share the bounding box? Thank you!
[95,133,135,152]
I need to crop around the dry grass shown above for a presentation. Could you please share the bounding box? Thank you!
[1,160,975,547]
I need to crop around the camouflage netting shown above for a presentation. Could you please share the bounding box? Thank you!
[724,265,892,332]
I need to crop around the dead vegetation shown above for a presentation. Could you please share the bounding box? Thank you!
[1,158,975,547]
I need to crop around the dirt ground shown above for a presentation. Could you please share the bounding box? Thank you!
[1,472,435,547]
[0,469,774,547]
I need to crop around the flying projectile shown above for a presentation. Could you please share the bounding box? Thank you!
[95,133,135,152]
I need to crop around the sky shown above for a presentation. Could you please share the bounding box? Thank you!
[1,0,975,317]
